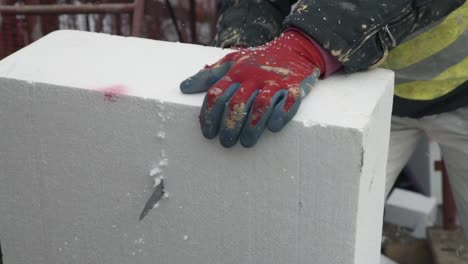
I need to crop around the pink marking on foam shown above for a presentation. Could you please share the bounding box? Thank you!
[97,84,128,103]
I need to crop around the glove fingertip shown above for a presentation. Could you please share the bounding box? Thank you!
[219,121,242,148]
[267,96,302,133]
[201,125,218,139]
[179,77,198,94]
[180,62,233,94]
[220,136,237,148]
[199,83,241,140]
[240,113,267,148]
[239,130,261,148]
[239,90,286,148]
[200,102,221,139]
[179,73,214,94]
[219,90,258,148]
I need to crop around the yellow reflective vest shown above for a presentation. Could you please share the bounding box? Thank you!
[381,1,468,117]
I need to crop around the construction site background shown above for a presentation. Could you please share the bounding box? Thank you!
[0,0,217,59]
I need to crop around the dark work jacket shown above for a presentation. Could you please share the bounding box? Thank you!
[214,0,467,118]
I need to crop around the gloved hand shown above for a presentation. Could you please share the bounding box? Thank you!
[180,30,325,148]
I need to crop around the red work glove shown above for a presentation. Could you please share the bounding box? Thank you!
[180,30,325,148]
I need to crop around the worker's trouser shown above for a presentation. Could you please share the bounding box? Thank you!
[386,106,468,237]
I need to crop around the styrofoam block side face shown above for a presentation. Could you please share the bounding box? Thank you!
[0,80,49,264]
[354,75,394,264]
[0,79,299,264]
[1,79,372,264]
[297,128,371,264]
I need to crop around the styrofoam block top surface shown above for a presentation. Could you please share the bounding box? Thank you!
[387,188,437,214]
[0,30,394,130]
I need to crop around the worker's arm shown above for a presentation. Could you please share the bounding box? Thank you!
[283,0,465,72]
[213,0,297,48]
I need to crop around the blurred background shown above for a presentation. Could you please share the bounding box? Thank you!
[0,0,218,59]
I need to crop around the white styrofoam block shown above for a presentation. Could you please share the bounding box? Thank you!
[381,254,399,264]
[384,188,437,238]
[0,30,394,264]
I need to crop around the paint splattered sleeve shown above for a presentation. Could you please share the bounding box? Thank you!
[283,0,465,72]
[213,0,297,48]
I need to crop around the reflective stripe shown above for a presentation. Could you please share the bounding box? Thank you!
[395,57,468,100]
[393,33,468,84]
[381,2,468,70]
[382,2,468,101]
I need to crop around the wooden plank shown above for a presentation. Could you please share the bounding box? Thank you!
[382,223,434,264]
[428,227,468,264]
